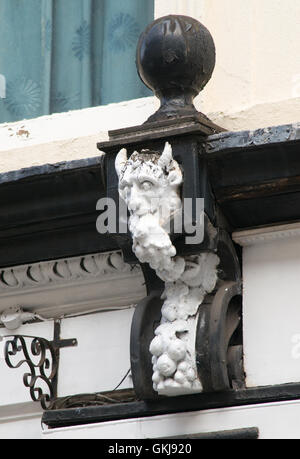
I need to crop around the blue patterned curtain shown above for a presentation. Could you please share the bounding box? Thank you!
[0,0,154,123]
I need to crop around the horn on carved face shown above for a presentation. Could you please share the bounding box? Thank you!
[158,142,173,169]
[115,148,128,177]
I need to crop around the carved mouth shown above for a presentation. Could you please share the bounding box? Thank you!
[135,209,149,217]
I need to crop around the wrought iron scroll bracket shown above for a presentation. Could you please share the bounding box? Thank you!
[3,320,77,410]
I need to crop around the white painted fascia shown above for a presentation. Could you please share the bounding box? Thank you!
[233,221,300,247]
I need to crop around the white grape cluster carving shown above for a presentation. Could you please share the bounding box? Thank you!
[150,253,219,395]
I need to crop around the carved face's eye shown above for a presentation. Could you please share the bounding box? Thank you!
[120,181,131,192]
[141,180,153,191]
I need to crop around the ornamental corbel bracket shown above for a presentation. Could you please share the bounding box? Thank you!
[98,15,243,399]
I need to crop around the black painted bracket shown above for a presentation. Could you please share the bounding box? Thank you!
[3,320,77,410]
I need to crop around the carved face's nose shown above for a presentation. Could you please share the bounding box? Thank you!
[128,198,140,212]
[128,187,143,213]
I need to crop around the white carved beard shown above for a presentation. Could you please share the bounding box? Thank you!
[128,212,185,282]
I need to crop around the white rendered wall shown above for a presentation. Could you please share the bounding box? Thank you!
[0,322,52,438]
[233,224,300,388]
[58,308,134,397]
[0,307,134,438]
[0,321,53,406]
[0,403,42,439]
[0,308,133,401]
[155,0,204,20]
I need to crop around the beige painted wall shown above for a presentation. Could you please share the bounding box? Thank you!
[155,0,300,130]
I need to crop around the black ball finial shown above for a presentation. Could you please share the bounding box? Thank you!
[136,15,216,123]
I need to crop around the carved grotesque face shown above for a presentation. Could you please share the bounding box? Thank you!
[115,142,184,279]
[115,142,182,225]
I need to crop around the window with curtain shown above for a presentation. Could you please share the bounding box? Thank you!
[0,0,154,123]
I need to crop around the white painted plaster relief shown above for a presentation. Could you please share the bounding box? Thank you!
[0,251,145,319]
[0,251,136,291]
